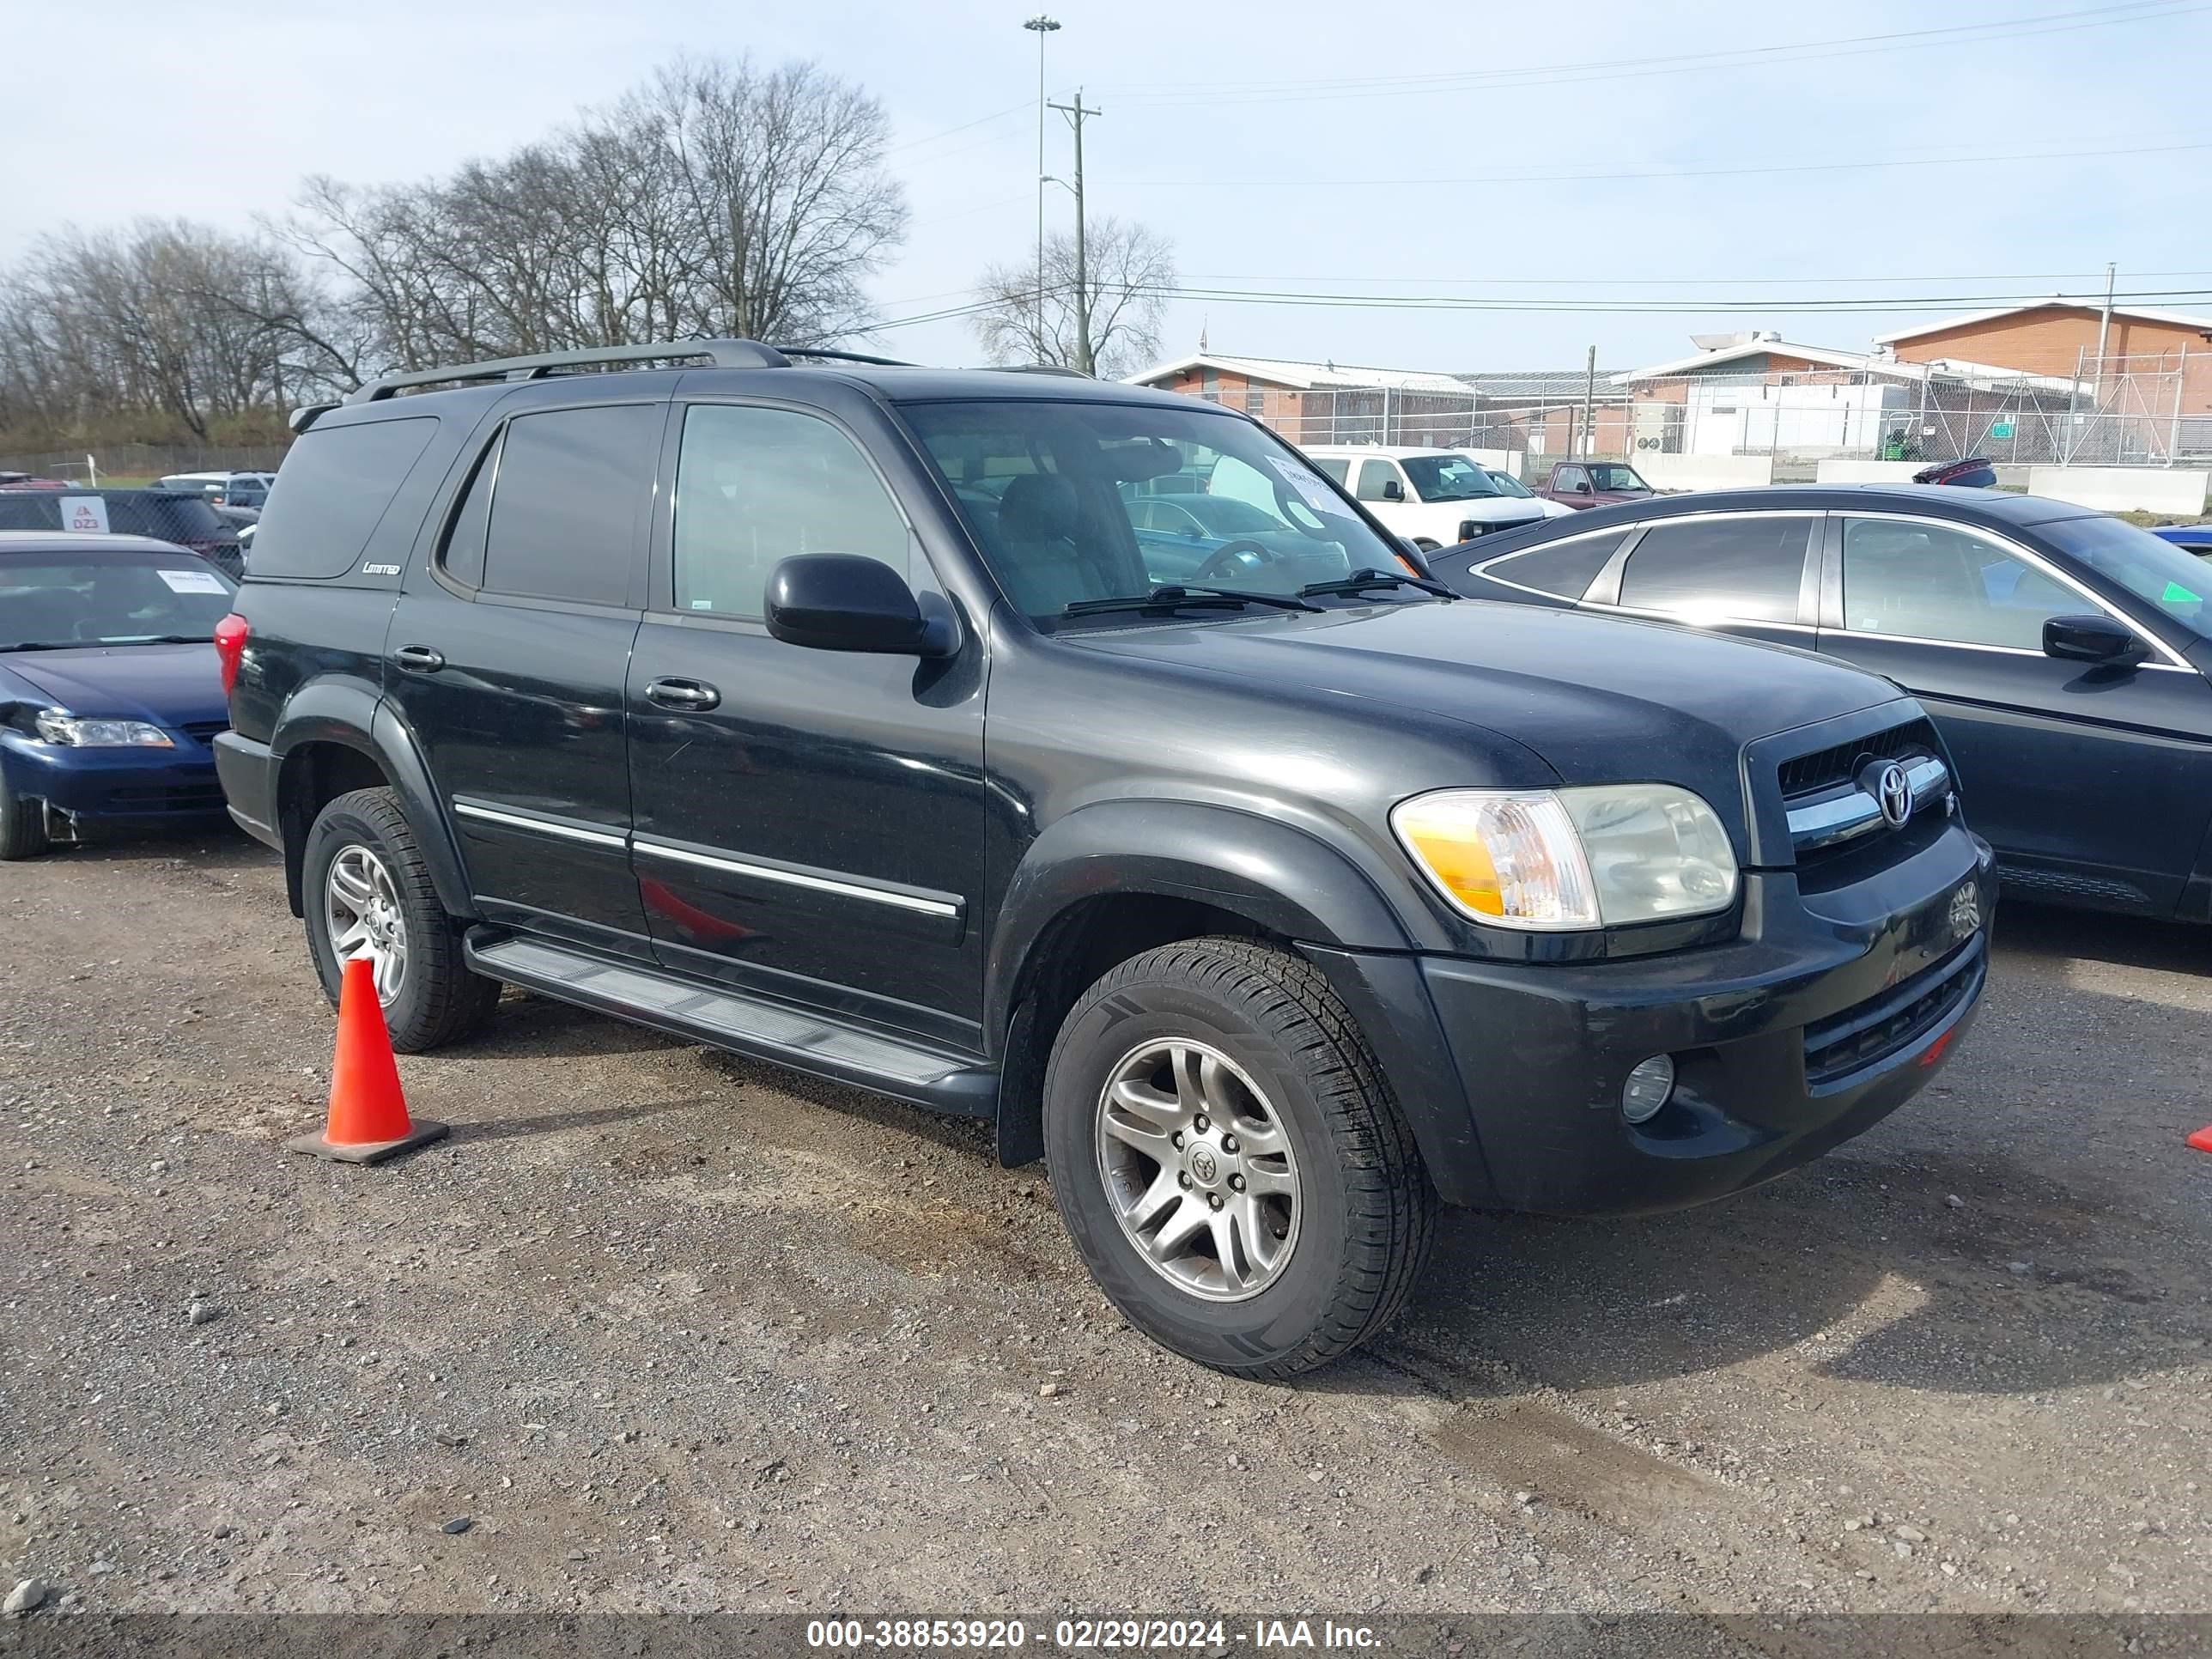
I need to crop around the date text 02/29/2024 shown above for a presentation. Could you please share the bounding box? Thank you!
[804,1619,1383,1650]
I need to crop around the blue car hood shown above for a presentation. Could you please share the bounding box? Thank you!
[1,644,228,727]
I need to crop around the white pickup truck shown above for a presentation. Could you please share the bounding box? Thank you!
[1299,446,1571,549]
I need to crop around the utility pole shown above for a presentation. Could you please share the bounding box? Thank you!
[1580,344,1597,459]
[2093,260,2117,410]
[1048,90,1102,374]
[1022,15,1060,361]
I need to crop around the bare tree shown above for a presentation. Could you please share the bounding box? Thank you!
[969,219,1175,380]
[0,222,350,444]
[283,55,908,373]
[0,53,907,451]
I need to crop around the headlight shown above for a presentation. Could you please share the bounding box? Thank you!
[33,712,173,748]
[1391,784,1737,930]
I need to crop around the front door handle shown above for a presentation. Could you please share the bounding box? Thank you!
[393,644,445,672]
[646,677,721,711]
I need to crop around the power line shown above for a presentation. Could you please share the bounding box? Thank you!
[1101,137,2212,191]
[1145,283,2212,315]
[866,282,2212,333]
[1100,1,2208,106]
[884,99,1036,155]
[1172,269,2212,289]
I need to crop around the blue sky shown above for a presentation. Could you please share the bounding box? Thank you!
[7,0,2209,375]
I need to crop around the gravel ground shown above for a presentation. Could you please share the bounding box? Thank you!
[1,823,2208,1622]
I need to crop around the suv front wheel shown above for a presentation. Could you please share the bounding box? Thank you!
[1043,937,1436,1377]
[301,787,498,1052]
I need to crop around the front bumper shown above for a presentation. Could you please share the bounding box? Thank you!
[1318,822,1995,1217]
[0,732,226,820]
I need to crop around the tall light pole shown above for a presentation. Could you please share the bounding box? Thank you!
[1023,15,1060,361]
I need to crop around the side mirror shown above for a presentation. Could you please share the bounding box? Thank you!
[1381,479,1405,502]
[2043,613,2146,666]
[764,555,959,658]
[1574,481,1593,495]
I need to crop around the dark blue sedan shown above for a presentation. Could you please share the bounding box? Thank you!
[0,532,237,859]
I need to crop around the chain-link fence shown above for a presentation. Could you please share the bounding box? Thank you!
[0,441,290,485]
[1271,351,2202,473]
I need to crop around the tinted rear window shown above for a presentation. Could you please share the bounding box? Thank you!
[1616,515,1811,623]
[481,404,659,605]
[249,416,439,579]
[1482,531,1628,599]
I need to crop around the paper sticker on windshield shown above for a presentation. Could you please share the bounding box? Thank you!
[157,568,226,594]
[2162,579,2202,604]
[1267,457,1340,514]
[60,495,110,533]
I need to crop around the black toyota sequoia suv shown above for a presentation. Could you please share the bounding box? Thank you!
[216,340,1994,1377]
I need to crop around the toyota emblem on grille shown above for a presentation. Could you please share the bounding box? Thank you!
[1877,763,1912,829]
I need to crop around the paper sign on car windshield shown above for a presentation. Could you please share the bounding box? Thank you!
[1267,457,1340,514]
[60,496,111,533]
[157,568,226,594]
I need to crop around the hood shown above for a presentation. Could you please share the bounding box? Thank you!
[1,643,228,728]
[1072,599,1899,845]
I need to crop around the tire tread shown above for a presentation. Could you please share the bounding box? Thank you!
[307,787,496,1051]
[1069,936,1436,1379]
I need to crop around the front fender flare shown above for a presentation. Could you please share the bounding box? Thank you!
[985,798,1416,1042]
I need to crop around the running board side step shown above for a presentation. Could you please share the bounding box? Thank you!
[465,932,998,1119]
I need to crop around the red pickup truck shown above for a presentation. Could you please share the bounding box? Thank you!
[1534,460,1660,508]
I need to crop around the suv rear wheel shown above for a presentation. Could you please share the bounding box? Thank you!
[301,787,497,1052]
[1042,937,1435,1377]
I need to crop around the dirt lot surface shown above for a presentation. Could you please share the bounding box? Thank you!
[2,826,2209,1623]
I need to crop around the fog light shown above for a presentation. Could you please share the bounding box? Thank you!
[1621,1054,1675,1124]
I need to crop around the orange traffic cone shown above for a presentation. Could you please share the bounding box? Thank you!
[286,956,448,1164]
[2189,1125,2212,1155]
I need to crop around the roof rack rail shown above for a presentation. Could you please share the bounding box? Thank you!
[771,346,915,368]
[344,338,790,404]
[1006,364,1091,378]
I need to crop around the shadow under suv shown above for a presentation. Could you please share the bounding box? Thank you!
[214,340,1993,1377]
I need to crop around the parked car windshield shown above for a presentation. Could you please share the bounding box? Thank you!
[1484,469,1536,498]
[1400,454,1502,502]
[902,399,1410,622]
[0,552,237,649]
[2041,514,2212,641]
[1587,465,1653,494]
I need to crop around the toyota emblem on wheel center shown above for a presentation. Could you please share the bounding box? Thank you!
[1877,763,1912,829]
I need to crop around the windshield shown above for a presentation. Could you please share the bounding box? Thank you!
[1587,464,1653,494]
[1400,454,1501,502]
[0,555,237,649]
[902,399,1413,623]
[1485,469,1534,498]
[2041,514,2212,641]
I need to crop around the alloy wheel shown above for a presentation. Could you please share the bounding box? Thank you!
[324,843,408,1005]
[1094,1037,1302,1301]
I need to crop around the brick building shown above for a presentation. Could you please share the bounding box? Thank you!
[1121,352,1480,447]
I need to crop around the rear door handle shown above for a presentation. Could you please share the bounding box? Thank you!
[646,677,721,711]
[393,644,445,672]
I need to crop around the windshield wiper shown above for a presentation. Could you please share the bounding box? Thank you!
[1297,568,1457,601]
[113,635,215,645]
[0,641,76,652]
[1062,585,1323,618]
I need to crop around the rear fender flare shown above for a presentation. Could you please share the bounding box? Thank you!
[271,678,473,919]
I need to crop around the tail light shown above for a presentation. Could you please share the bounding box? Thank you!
[214,613,249,696]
